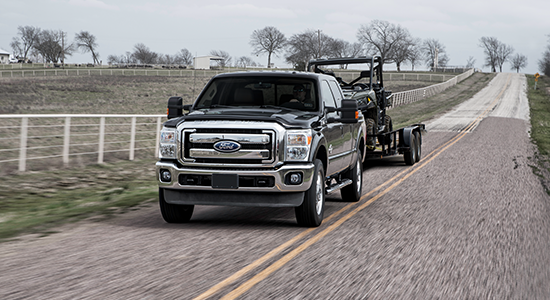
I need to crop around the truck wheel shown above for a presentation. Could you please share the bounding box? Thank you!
[341,152,363,202]
[365,118,376,150]
[295,159,325,227]
[414,131,421,162]
[378,115,393,145]
[159,188,194,223]
[404,134,417,166]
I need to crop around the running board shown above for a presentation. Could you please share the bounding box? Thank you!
[325,179,352,194]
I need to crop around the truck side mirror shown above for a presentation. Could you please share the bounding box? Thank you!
[338,99,359,123]
[167,97,183,119]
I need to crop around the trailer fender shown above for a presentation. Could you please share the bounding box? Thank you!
[402,127,415,148]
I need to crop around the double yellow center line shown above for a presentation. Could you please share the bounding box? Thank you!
[194,74,511,300]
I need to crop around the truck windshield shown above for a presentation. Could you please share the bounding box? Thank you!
[194,77,318,111]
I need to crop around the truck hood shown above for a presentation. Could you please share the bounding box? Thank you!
[165,107,320,128]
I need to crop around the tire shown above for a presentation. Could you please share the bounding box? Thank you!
[340,152,363,202]
[295,159,325,227]
[378,115,393,145]
[159,188,194,223]
[404,134,417,166]
[365,118,376,150]
[414,131,421,162]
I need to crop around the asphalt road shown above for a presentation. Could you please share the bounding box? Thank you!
[1,73,549,299]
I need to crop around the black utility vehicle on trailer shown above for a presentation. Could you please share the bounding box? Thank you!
[308,56,425,165]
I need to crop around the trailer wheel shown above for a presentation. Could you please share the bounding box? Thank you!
[404,134,417,165]
[366,118,376,150]
[295,159,325,227]
[341,152,363,202]
[159,188,194,223]
[414,131,421,162]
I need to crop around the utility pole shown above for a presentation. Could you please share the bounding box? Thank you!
[61,30,65,69]
[318,30,321,59]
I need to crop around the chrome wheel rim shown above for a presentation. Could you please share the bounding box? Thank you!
[355,159,361,194]
[315,171,324,215]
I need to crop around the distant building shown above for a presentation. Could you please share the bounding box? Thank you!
[0,48,10,64]
[193,56,224,70]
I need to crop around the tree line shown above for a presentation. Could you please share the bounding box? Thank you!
[8,21,536,73]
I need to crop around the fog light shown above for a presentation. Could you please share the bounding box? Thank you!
[288,172,302,185]
[160,169,172,182]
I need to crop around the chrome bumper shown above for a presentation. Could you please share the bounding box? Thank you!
[156,161,314,192]
[156,161,315,207]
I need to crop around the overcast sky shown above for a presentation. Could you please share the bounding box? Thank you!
[1,0,549,74]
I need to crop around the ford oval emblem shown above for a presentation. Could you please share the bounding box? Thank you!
[213,140,241,153]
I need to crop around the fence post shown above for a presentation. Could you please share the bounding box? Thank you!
[129,116,136,160]
[63,117,71,166]
[19,117,28,172]
[155,117,162,158]
[98,116,105,164]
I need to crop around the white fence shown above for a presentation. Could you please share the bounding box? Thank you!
[389,69,474,109]
[0,114,164,174]
[0,69,474,174]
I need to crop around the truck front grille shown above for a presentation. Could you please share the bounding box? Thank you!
[182,128,276,164]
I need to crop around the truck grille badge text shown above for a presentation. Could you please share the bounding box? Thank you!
[213,141,241,153]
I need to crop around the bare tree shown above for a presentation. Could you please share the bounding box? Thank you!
[132,43,158,64]
[158,54,176,65]
[392,36,417,71]
[422,39,449,70]
[356,20,412,64]
[236,56,257,68]
[510,54,527,73]
[175,48,193,66]
[466,56,476,69]
[33,29,74,63]
[496,43,514,72]
[210,50,232,68]
[10,26,41,61]
[407,40,423,71]
[328,39,363,58]
[285,29,335,70]
[250,26,286,68]
[479,37,513,72]
[107,51,134,65]
[75,31,100,64]
[539,35,550,75]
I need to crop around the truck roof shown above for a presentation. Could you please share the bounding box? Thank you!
[212,70,332,81]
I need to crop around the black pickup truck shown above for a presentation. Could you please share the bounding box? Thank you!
[156,71,367,227]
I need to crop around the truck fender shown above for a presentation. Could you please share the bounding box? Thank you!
[353,124,366,162]
[310,135,328,173]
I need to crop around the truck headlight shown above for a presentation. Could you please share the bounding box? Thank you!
[286,130,312,161]
[159,127,177,159]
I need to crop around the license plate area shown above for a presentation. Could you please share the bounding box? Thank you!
[212,174,238,189]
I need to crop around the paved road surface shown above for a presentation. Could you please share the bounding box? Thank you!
[1,73,549,299]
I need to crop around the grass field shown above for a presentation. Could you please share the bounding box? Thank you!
[2,70,544,241]
[526,74,550,195]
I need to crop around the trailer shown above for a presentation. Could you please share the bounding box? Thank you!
[307,56,425,165]
[366,123,425,165]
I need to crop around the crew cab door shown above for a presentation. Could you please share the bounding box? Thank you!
[321,80,352,176]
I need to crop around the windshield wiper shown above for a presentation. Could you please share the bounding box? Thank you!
[209,104,233,108]
[260,105,283,109]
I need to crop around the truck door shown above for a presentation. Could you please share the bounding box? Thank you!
[320,80,348,176]
[328,79,353,168]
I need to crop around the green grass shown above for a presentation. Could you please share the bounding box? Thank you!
[0,158,158,241]
[389,72,496,129]
[526,74,550,195]
[527,75,550,156]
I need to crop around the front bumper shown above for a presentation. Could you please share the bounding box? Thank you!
[156,161,315,207]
